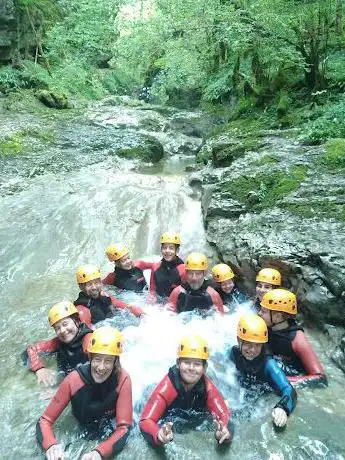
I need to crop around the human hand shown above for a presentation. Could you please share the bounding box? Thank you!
[46,444,65,460]
[214,420,231,444]
[81,450,102,460]
[272,407,288,428]
[157,422,174,444]
[36,368,56,387]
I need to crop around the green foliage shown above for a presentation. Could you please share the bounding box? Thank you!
[303,96,345,144]
[0,135,24,156]
[322,138,345,169]
[221,165,308,211]
[0,127,56,156]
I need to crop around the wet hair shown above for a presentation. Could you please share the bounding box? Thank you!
[70,313,81,327]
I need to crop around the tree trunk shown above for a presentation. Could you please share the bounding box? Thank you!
[336,0,343,35]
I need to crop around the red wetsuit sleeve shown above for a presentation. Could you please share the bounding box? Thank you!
[75,305,93,328]
[177,264,187,282]
[205,377,231,427]
[288,330,327,386]
[82,333,92,356]
[27,337,61,373]
[36,371,84,451]
[168,286,182,312]
[102,272,116,285]
[140,375,177,446]
[102,290,144,318]
[148,262,160,296]
[207,287,225,314]
[95,370,133,458]
[135,260,155,271]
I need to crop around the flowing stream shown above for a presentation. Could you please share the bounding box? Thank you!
[0,99,344,459]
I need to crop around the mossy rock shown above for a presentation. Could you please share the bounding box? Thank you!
[212,138,264,167]
[36,90,70,109]
[219,165,308,211]
[116,136,164,163]
[277,91,290,119]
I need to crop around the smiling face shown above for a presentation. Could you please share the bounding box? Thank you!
[256,281,275,301]
[240,340,263,361]
[220,278,234,294]
[117,254,133,270]
[53,317,78,344]
[80,278,102,299]
[90,353,116,384]
[177,358,205,387]
[161,243,178,262]
[186,270,205,290]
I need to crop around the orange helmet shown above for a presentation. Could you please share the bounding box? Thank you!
[260,289,297,315]
[185,252,208,271]
[256,268,281,286]
[105,243,129,262]
[237,314,268,343]
[212,264,234,283]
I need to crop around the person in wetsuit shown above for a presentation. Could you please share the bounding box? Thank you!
[74,264,144,325]
[149,232,186,300]
[26,301,93,387]
[211,263,248,312]
[231,314,297,428]
[254,268,282,312]
[140,335,233,447]
[37,327,132,460]
[259,289,327,387]
[102,243,154,292]
[169,252,224,314]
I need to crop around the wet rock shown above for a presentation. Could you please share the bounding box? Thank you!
[36,90,70,109]
[0,0,16,62]
[331,334,345,373]
[201,131,345,345]
[166,112,221,138]
[116,136,164,163]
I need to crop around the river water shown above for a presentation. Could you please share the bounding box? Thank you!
[0,99,344,459]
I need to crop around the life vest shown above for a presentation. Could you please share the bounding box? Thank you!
[74,292,113,324]
[56,323,92,375]
[114,266,147,292]
[167,365,207,413]
[268,319,305,373]
[230,346,270,389]
[72,363,118,424]
[153,257,184,298]
[214,284,248,306]
[175,281,215,313]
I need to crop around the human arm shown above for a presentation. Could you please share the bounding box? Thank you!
[103,291,144,317]
[167,287,181,313]
[27,337,60,386]
[102,272,116,286]
[207,287,225,314]
[135,260,155,271]
[140,376,176,446]
[75,305,93,329]
[289,331,327,387]
[205,378,232,443]
[94,372,133,458]
[36,371,83,452]
[264,358,297,420]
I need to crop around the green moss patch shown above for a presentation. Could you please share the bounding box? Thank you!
[220,165,308,211]
[282,201,345,221]
[321,138,345,169]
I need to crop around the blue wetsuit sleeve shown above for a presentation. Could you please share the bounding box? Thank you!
[264,358,297,415]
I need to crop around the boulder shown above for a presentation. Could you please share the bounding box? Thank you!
[116,136,164,163]
[35,90,70,109]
